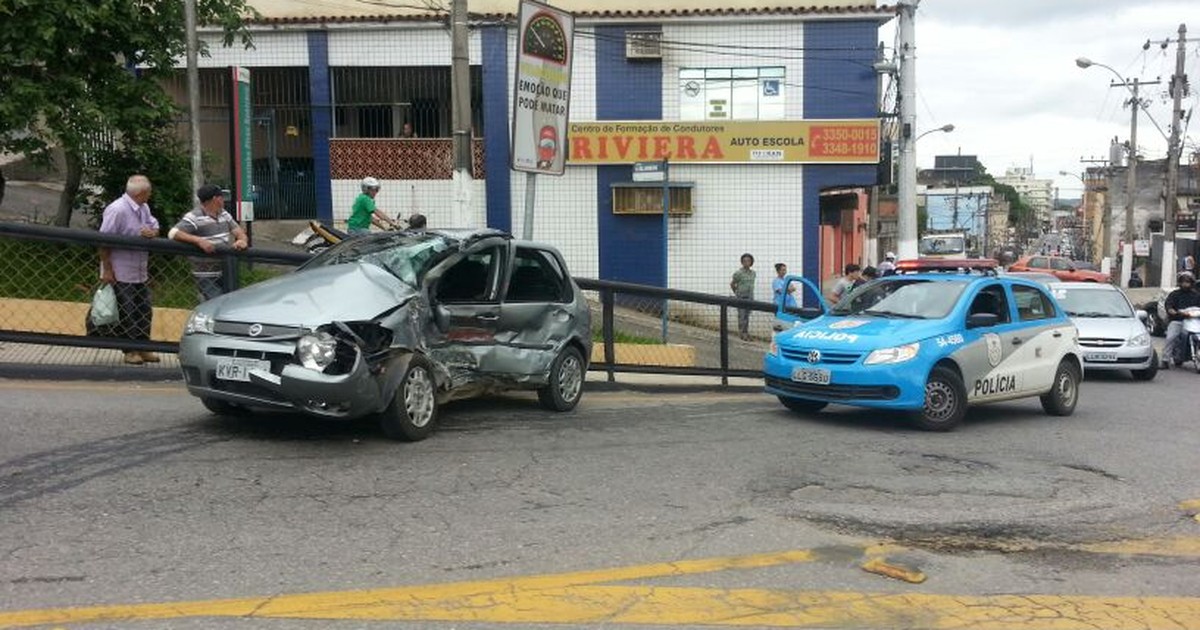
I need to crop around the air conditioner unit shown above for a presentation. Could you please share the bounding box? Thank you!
[626,31,662,59]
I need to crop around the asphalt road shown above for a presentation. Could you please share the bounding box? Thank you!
[1,372,1198,629]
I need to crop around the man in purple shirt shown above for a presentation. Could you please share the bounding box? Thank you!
[97,175,160,365]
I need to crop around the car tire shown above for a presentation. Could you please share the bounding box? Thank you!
[1145,308,1166,337]
[200,397,248,416]
[913,366,967,431]
[380,355,439,442]
[1040,359,1081,416]
[778,396,828,413]
[1130,352,1158,381]
[538,346,585,412]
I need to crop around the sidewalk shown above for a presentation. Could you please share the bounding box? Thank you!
[0,341,764,390]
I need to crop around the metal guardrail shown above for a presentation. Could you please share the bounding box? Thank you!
[0,222,777,383]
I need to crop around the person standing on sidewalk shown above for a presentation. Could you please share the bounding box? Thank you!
[169,184,248,302]
[730,253,756,340]
[98,174,160,365]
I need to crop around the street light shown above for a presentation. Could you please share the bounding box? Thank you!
[1077,56,1142,288]
[915,124,955,142]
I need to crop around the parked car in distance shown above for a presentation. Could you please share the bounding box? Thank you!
[178,229,592,441]
[1008,255,1110,283]
[1048,282,1157,381]
[765,261,1083,431]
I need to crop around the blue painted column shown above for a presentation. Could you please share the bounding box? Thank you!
[802,21,879,287]
[307,31,333,223]
[594,26,664,285]
[481,26,512,231]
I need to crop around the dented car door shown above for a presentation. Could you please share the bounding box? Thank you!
[492,246,578,379]
[426,241,508,386]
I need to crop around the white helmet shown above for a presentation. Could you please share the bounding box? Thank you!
[885,251,896,260]
[361,176,381,191]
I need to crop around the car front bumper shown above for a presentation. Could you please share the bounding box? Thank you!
[1079,345,1156,372]
[178,334,387,418]
[763,353,926,410]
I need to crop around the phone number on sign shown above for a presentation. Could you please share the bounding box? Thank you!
[810,141,877,157]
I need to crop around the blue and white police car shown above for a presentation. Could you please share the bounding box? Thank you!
[764,259,1084,430]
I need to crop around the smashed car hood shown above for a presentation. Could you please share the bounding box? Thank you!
[212,263,416,327]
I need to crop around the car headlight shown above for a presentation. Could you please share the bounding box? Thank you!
[864,342,920,366]
[769,338,779,356]
[185,311,215,335]
[1128,331,1151,347]
[296,331,338,371]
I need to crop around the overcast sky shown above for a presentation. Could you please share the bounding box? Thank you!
[881,0,1199,199]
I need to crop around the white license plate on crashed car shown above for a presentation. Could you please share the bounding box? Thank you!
[215,358,271,382]
[1084,352,1118,362]
[791,367,831,385]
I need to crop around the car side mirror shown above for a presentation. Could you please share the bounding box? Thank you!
[1135,309,1148,321]
[783,306,823,319]
[967,313,1000,328]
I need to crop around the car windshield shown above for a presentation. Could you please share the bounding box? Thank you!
[302,233,453,287]
[831,279,967,319]
[1053,287,1133,318]
[919,236,965,256]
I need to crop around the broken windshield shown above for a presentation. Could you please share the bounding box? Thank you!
[301,233,454,288]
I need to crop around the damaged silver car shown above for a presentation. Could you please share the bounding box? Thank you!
[178,228,592,441]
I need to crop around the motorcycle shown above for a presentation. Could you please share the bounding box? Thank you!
[290,220,349,255]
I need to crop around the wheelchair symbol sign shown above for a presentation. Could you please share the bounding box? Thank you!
[762,80,780,97]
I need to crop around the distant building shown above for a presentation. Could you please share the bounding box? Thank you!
[918,154,984,186]
[995,167,1054,225]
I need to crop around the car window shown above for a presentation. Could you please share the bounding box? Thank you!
[1029,257,1049,269]
[1012,285,1057,321]
[1052,287,1133,318]
[436,246,502,303]
[1050,258,1071,271]
[967,283,1012,324]
[302,233,453,287]
[506,248,569,303]
[831,279,966,319]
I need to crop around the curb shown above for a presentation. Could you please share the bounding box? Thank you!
[0,363,183,383]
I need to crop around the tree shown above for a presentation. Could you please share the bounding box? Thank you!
[0,0,256,226]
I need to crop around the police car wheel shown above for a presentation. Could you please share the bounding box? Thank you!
[914,366,966,431]
[1040,359,1080,416]
[778,396,828,414]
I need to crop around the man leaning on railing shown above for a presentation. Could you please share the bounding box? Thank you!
[97,174,161,365]
[168,184,248,302]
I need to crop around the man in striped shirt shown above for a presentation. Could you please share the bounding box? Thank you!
[169,184,248,302]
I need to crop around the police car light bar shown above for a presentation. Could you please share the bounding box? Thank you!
[895,258,1000,274]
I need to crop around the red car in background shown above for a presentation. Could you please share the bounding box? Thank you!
[1008,255,1111,283]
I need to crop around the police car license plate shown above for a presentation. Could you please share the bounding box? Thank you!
[1084,352,1118,362]
[791,367,831,385]
[215,358,271,382]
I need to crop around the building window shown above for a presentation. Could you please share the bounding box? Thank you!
[611,182,694,216]
[679,67,785,121]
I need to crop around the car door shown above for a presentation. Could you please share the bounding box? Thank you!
[426,241,507,385]
[494,245,577,378]
[1049,257,1074,281]
[958,282,1029,402]
[1009,283,1071,390]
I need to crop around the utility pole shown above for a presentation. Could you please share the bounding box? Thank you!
[1162,23,1188,289]
[1081,155,1112,265]
[450,0,472,227]
[896,0,919,260]
[184,0,203,192]
[1121,78,1141,288]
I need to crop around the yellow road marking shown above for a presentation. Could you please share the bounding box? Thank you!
[1178,498,1200,513]
[2,547,1199,629]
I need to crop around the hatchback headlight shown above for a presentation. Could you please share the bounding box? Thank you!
[296,331,338,371]
[185,311,215,335]
[864,342,920,366]
[1128,331,1151,347]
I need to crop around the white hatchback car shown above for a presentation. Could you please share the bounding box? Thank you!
[1048,282,1157,381]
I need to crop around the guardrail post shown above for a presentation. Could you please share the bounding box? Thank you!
[719,304,729,386]
[602,287,615,383]
[222,251,240,292]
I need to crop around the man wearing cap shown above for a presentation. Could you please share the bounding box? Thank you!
[169,184,248,302]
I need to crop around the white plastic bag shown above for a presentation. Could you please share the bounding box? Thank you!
[89,284,119,327]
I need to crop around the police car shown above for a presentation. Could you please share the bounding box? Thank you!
[764,259,1084,430]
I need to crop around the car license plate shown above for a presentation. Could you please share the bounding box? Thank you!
[791,367,831,385]
[215,358,271,382]
[1084,352,1118,362]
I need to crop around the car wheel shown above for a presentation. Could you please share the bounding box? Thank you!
[777,396,828,413]
[538,346,585,412]
[380,355,439,441]
[200,397,248,416]
[1130,352,1158,381]
[913,366,967,431]
[1040,359,1081,416]
[1145,309,1166,336]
